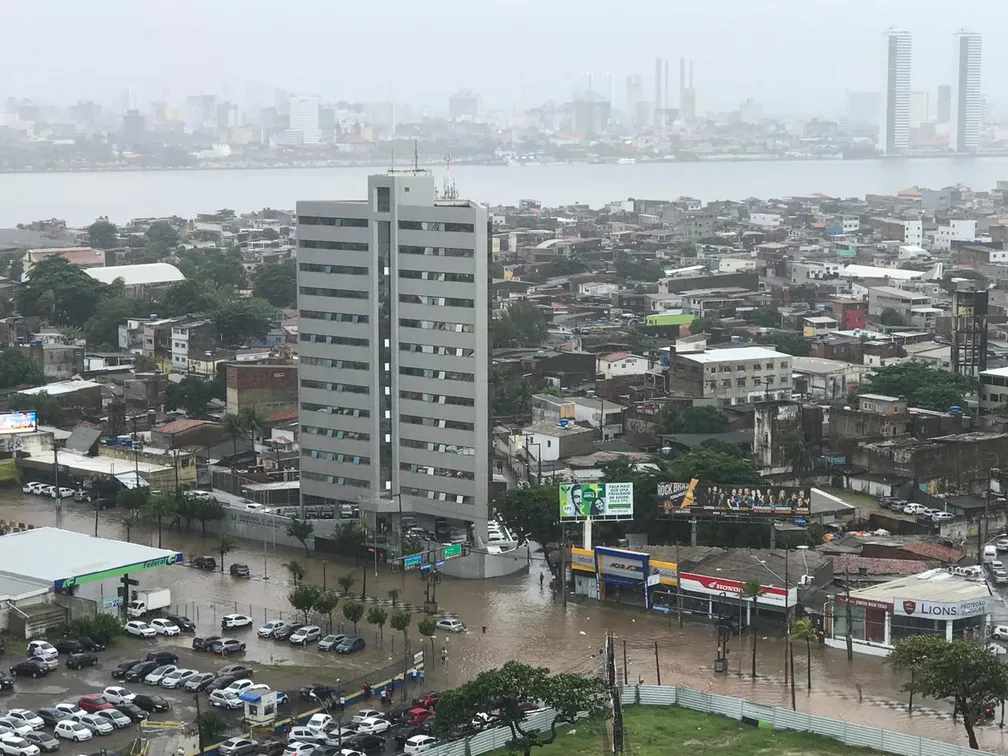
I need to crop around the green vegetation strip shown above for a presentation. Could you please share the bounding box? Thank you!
[488,706,882,755]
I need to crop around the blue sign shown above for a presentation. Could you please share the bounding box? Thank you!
[403,553,423,570]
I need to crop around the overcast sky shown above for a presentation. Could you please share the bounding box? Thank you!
[4,0,1004,116]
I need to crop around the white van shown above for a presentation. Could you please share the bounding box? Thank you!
[983,545,998,564]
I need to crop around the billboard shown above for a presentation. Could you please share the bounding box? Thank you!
[893,596,990,618]
[0,411,37,434]
[657,480,810,518]
[559,482,634,521]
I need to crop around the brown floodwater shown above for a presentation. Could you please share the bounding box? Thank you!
[7,492,1008,752]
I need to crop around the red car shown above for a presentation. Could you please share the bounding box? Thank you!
[77,694,114,713]
[403,708,435,726]
[414,692,441,710]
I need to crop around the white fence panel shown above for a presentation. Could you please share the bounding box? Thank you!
[843,723,885,750]
[677,688,710,713]
[739,700,776,723]
[807,713,847,742]
[708,693,743,720]
[772,707,811,732]
[637,685,679,706]
[878,729,922,756]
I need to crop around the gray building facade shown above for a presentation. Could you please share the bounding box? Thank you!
[296,171,490,541]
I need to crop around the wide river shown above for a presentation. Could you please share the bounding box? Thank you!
[3,157,1008,226]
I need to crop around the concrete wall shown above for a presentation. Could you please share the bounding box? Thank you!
[438,547,529,579]
[199,508,319,552]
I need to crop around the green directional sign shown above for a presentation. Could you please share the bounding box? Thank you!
[443,544,462,560]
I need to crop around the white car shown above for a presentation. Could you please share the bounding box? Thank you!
[73,714,113,736]
[53,721,91,743]
[150,619,181,636]
[403,735,438,754]
[37,485,54,497]
[4,712,42,732]
[0,734,40,756]
[285,728,321,745]
[160,668,197,689]
[21,482,41,495]
[258,620,288,638]
[143,664,177,685]
[102,686,136,705]
[25,641,57,661]
[349,710,383,725]
[208,690,243,710]
[305,713,332,734]
[993,625,1008,639]
[222,678,254,696]
[54,487,74,499]
[282,743,316,756]
[95,710,132,730]
[124,620,156,638]
[354,717,390,735]
[221,614,253,630]
[0,722,31,739]
[53,704,83,719]
[289,626,321,645]
[997,538,1008,552]
[436,618,467,633]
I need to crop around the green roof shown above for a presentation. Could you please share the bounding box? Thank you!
[645,313,695,326]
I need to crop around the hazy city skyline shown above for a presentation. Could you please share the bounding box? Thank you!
[4,0,1006,116]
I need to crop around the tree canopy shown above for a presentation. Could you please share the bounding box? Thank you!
[880,308,906,327]
[87,219,118,249]
[490,363,545,417]
[496,485,561,549]
[253,259,297,307]
[0,348,44,388]
[756,331,812,357]
[492,301,547,348]
[655,404,730,435]
[212,297,275,345]
[859,361,974,411]
[17,256,108,326]
[751,307,782,328]
[164,375,215,417]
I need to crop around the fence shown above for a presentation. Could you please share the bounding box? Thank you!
[419,684,998,756]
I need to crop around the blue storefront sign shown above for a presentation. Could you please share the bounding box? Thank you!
[595,546,650,608]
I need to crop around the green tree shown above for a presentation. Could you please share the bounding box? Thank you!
[417,617,437,661]
[390,610,412,655]
[121,508,142,543]
[286,518,314,557]
[283,559,306,586]
[342,599,364,634]
[861,361,974,412]
[367,606,388,644]
[238,406,267,445]
[756,332,812,357]
[253,259,297,307]
[655,404,730,435]
[313,590,340,633]
[665,441,763,484]
[159,278,220,316]
[751,307,781,328]
[204,253,248,290]
[197,710,227,747]
[490,363,545,416]
[880,308,906,327]
[433,661,608,756]
[741,580,765,679]
[86,295,145,349]
[221,412,244,472]
[145,221,180,248]
[146,493,175,548]
[386,588,401,607]
[165,375,213,417]
[9,392,63,425]
[87,219,119,249]
[497,485,561,550]
[889,637,1008,749]
[491,300,547,348]
[215,533,237,573]
[887,634,946,714]
[192,497,225,537]
[288,584,322,625]
[336,571,356,597]
[213,297,274,345]
[0,348,44,388]
[17,256,108,325]
[790,617,820,692]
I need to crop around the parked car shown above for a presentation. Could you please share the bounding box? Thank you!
[124,621,156,639]
[0,719,31,739]
[193,556,217,570]
[183,672,217,692]
[205,674,239,693]
[342,733,385,755]
[145,651,179,665]
[112,659,143,679]
[402,735,438,755]
[0,734,41,756]
[352,718,389,736]
[143,665,178,686]
[217,664,254,678]
[193,635,222,652]
[208,639,246,656]
[8,660,48,679]
[132,694,170,713]
[150,619,181,636]
[273,623,303,641]
[284,728,320,746]
[52,639,83,655]
[161,668,198,689]
[258,621,288,638]
[435,618,466,633]
[401,708,435,727]
[32,712,60,730]
[281,743,316,756]
[66,653,98,670]
[305,714,332,734]
[25,642,56,662]
[932,511,954,522]
[95,709,132,730]
[164,614,196,632]
[124,661,159,682]
[76,695,112,713]
[289,626,321,645]
[335,636,365,654]
[72,714,113,737]
[317,634,345,651]
[3,712,41,733]
[221,614,253,630]
[997,538,1008,553]
[0,673,13,691]
[76,636,106,652]
[256,738,286,756]
[299,684,340,701]
[230,563,250,578]
[102,686,135,705]
[218,738,258,756]
[21,732,58,753]
[412,693,441,710]
[113,703,148,723]
[53,721,91,743]
[209,690,243,710]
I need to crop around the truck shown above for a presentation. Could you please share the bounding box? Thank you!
[126,589,171,619]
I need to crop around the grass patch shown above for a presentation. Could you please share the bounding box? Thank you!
[490,706,881,755]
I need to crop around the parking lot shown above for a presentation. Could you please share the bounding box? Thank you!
[1,624,439,756]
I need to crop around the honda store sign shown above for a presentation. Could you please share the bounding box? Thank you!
[678,572,797,608]
[893,597,991,618]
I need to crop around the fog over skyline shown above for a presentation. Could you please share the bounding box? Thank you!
[3,0,1006,115]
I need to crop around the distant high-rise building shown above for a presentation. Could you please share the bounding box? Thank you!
[679,58,686,99]
[845,91,880,126]
[936,84,952,123]
[909,90,930,127]
[654,58,664,127]
[625,75,643,124]
[296,172,491,542]
[289,95,321,145]
[449,90,480,122]
[951,30,982,153]
[880,28,911,156]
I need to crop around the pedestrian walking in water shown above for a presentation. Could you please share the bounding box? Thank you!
[441,645,448,665]
[539,572,545,588]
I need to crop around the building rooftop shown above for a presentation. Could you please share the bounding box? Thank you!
[527,422,594,437]
[842,265,923,280]
[0,527,183,590]
[679,346,786,364]
[792,356,859,375]
[846,569,989,604]
[86,263,185,287]
[18,379,103,396]
[869,285,930,299]
[155,418,215,436]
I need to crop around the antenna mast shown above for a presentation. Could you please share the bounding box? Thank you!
[442,151,458,200]
[413,139,419,171]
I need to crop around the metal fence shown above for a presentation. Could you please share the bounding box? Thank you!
[420,684,999,756]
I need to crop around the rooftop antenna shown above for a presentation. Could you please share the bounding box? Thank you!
[389,144,395,174]
[442,151,458,200]
[413,139,419,172]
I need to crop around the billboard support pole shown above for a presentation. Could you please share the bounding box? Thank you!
[676,540,683,628]
[584,517,593,550]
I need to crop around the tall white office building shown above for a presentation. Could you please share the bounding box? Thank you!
[289,95,321,145]
[879,28,911,156]
[951,30,982,154]
[296,171,491,544]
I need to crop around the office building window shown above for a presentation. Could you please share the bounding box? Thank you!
[301,471,369,488]
[299,311,369,324]
[400,414,475,432]
[399,390,475,407]
[398,319,474,333]
[300,379,370,395]
[399,294,474,308]
[399,270,475,283]
[399,343,475,358]
[399,245,474,258]
[300,357,369,371]
[301,403,371,418]
[400,463,475,481]
[298,263,368,275]
[297,216,368,227]
[400,486,473,506]
[301,425,371,442]
[300,333,369,347]
[299,239,369,251]
[299,286,369,300]
[400,366,475,382]
[377,187,391,212]
[400,438,476,455]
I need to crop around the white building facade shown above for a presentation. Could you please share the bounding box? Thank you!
[951,30,982,154]
[880,29,912,156]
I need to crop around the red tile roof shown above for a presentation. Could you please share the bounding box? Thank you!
[155,418,214,435]
[29,248,105,266]
[600,352,631,362]
[898,541,964,563]
[834,555,928,576]
[268,408,298,423]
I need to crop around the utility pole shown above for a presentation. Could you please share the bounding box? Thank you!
[654,640,661,686]
[783,546,790,686]
[622,639,628,686]
[676,540,683,628]
[844,566,853,661]
[194,693,204,754]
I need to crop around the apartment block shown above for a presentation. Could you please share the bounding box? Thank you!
[296,172,490,540]
[670,342,793,407]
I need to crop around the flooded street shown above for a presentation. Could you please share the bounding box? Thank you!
[8,491,1008,752]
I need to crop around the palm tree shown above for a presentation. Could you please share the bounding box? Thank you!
[238,407,267,446]
[741,579,765,679]
[215,533,237,573]
[122,509,141,543]
[221,413,244,475]
[284,559,306,586]
[337,572,356,597]
[147,494,175,548]
[790,617,820,692]
[387,588,401,607]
